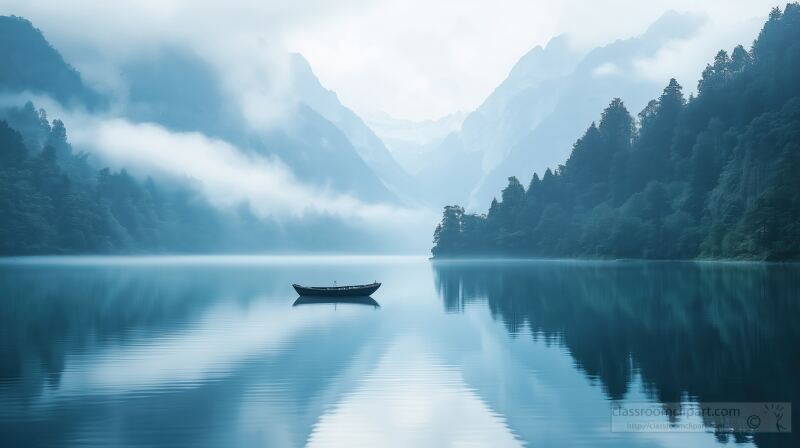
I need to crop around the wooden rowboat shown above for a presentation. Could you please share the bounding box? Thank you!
[292,282,381,297]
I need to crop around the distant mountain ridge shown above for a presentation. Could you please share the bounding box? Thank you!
[472,10,706,207]
[0,14,429,254]
[364,111,466,176]
[417,11,706,209]
[432,3,800,261]
[118,48,400,204]
[0,16,402,205]
[288,54,421,203]
[0,15,101,108]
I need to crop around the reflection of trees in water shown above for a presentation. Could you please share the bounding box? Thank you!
[433,261,800,446]
[0,264,382,448]
[0,265,281,397]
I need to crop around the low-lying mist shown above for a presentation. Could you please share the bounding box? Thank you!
[1,93,438,253]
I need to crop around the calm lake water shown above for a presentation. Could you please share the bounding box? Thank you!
[0,256,797,447]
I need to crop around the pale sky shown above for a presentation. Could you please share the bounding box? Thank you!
[288,0,777,120]
[0,0,781,120]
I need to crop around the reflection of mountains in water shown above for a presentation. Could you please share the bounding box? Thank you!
[0,264,384,447]
[432,260,800,445]
[0,265,286,392]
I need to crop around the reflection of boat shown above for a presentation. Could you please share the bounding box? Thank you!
[292,282,381,297]
[292,296,380,308]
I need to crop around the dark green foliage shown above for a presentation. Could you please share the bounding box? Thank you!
[432,205,466,257]
[432,4,800,261]
[0,106,237,254]
[0,103,400,254]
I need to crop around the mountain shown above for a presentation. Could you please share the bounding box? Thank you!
[460,34,581,172]
[120,47,237,141]
[0,101,403,254]
[119,48,398,204]
[0,15,418,254]
[0,16,101,108]
[364,111,466,175]
[287,54,420,203]
[419,11,705,208]
[432,4,800,261]
[0,16,398,205]
[258,103,398,203]
[471,11,705,207]
[412,34,581,207]
[0,100,243,254]
[122,49,416,203]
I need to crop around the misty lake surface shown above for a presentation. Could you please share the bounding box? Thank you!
[0,256,798,447]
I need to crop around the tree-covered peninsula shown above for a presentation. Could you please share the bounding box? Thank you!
[432,4,800,261]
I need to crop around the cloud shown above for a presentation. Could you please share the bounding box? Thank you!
[285,0,779,120]
[47,299,351,396]
[0,0,368,129]
[593,62,620,77]
[0,90,435,236]
[307,337,523,447]
[0,0,782,249]
[65,114,428,224]
[60,109,440,251]
[1,0,782,122]
[633,13,767,92]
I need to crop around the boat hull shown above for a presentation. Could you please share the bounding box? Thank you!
[292,283,381,297]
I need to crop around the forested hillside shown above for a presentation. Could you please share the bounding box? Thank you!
[0,102,241,254]
[0,103,389,254]
[432,4,800,261]
[0,15,414,254]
